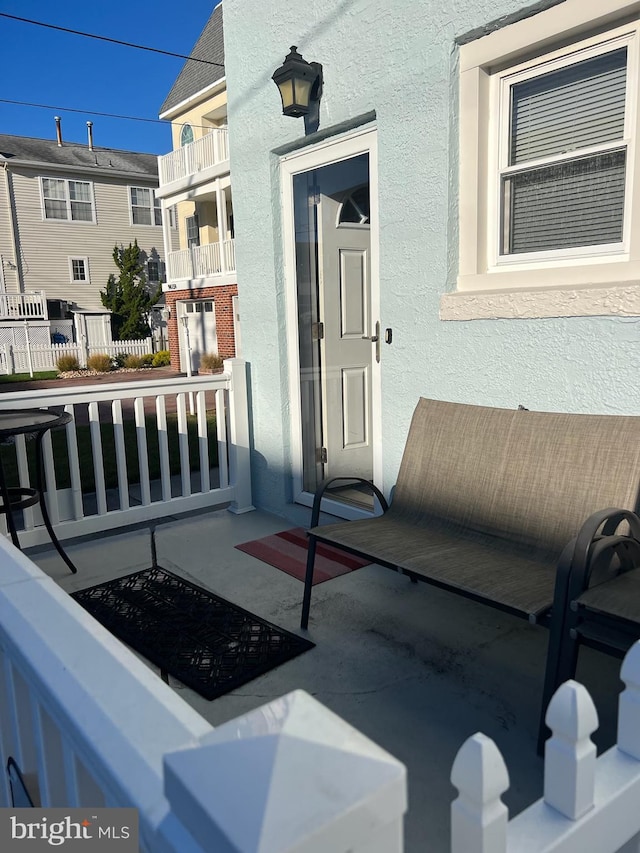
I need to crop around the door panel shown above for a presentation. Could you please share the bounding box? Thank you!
[319,188,372,481]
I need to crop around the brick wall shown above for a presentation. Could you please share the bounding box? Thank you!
[165,283,238,372]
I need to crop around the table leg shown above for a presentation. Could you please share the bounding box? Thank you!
[35,431,78,575]
[0,453,22,550]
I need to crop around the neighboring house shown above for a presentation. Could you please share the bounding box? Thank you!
[220,0,640,521]
[0,125,179,352]
[156,2,239,373]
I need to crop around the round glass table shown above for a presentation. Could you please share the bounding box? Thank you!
[0,408,77,573]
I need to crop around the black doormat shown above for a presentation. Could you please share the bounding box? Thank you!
[71,567,314,701]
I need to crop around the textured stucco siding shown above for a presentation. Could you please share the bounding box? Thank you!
[8,167,179,312]
[222,0,640,516]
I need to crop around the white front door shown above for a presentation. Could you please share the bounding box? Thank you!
[318,189,372,480]
[285,137,379,504]
[179,300,217,372]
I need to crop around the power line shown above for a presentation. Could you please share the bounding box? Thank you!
[0,12,225,68]
[0,99,217,131]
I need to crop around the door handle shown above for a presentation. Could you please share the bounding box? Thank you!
[362,321,381,363]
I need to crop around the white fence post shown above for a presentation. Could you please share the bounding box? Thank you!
[618,641,640,760]
[163,690,407,853]
[225,358,254,514]
[451,733,508,853]
[544,680,598,820]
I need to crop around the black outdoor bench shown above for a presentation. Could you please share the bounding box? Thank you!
[300,398,640,752]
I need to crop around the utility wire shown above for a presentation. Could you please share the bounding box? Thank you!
[0,12,225,68]
[0,99,217,131]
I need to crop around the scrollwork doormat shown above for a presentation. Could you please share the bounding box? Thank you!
[71,567,314,700]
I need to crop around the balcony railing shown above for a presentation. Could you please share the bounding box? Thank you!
[167,239,236,282]
[0,292,47,320]
[158,129,229,186]
[0,360,252,547]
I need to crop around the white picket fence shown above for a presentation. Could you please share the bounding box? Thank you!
[452,643,640,853]
[0,338,154,374]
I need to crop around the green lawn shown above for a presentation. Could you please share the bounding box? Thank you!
[1,413,219,493]
[0,371,58,383]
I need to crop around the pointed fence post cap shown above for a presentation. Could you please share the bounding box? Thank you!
[545,680,598,740]
[164,690,407,853]
[451,733,509,803]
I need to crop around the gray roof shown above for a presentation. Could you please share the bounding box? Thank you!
[0,133,158,178]
[160,3,225,115]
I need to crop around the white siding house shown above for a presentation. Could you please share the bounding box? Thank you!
[0,128,179,348]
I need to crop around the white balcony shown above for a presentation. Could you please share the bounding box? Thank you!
[167,239,236,283]
[0,291,47,320]
[157,129,229,195]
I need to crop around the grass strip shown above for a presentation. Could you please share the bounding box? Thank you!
[0,413,219,493]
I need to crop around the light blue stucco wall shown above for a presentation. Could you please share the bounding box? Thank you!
[223,0,640,518]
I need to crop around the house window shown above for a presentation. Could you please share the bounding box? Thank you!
[449,6,640,319]
[42,178,94,222]
[130,187,162,226]
[69,257,89,282]
[180,124,194,146]
[498,42,629,260]
[147,260,160,282]
[186,214,200,247]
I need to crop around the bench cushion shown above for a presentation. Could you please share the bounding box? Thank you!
[311,516,557,618]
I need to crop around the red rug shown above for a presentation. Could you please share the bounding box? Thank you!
[235,527,371,585]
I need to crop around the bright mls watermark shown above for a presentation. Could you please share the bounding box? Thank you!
[0,809,138,850]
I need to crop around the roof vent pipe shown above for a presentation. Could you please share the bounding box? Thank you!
[87,120,94,151]
[54,116,63,146]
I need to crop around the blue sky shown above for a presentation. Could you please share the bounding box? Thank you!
[0,0,219,154]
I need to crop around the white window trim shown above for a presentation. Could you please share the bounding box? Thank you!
[40,177,96,224]
[68,256,90,283]
[128,186,162,227]
[448,0,640,320]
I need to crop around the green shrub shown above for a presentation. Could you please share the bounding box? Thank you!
[86,354,113,373]
[123,354,145,369]
[152,350,171,367]
[56,354,81,373]
[141,353,154,367]
[200,353,224,372]
[112,352,128,369]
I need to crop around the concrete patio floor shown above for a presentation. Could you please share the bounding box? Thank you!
[30,507,626,852]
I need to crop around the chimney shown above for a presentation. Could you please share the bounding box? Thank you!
[86,120,94,151]
[54,116,63,146]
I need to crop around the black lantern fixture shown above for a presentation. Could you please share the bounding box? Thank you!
[272,46,323,119]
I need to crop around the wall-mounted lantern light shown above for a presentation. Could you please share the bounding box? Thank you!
[272,46,323,121]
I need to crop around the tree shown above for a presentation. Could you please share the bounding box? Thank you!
[101,241,161,340]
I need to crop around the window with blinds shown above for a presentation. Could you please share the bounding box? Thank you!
[499,44,630,257]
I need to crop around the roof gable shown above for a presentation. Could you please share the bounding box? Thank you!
[160,3,225,115]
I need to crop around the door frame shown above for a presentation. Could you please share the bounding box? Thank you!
[280,125,381,519]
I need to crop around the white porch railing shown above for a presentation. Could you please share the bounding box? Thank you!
[0,292,47,320]
[158,129,229,187]
[0,537,406,851]
[0,359,252,547]
[452,640,640,853]
[167,238,236,282]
